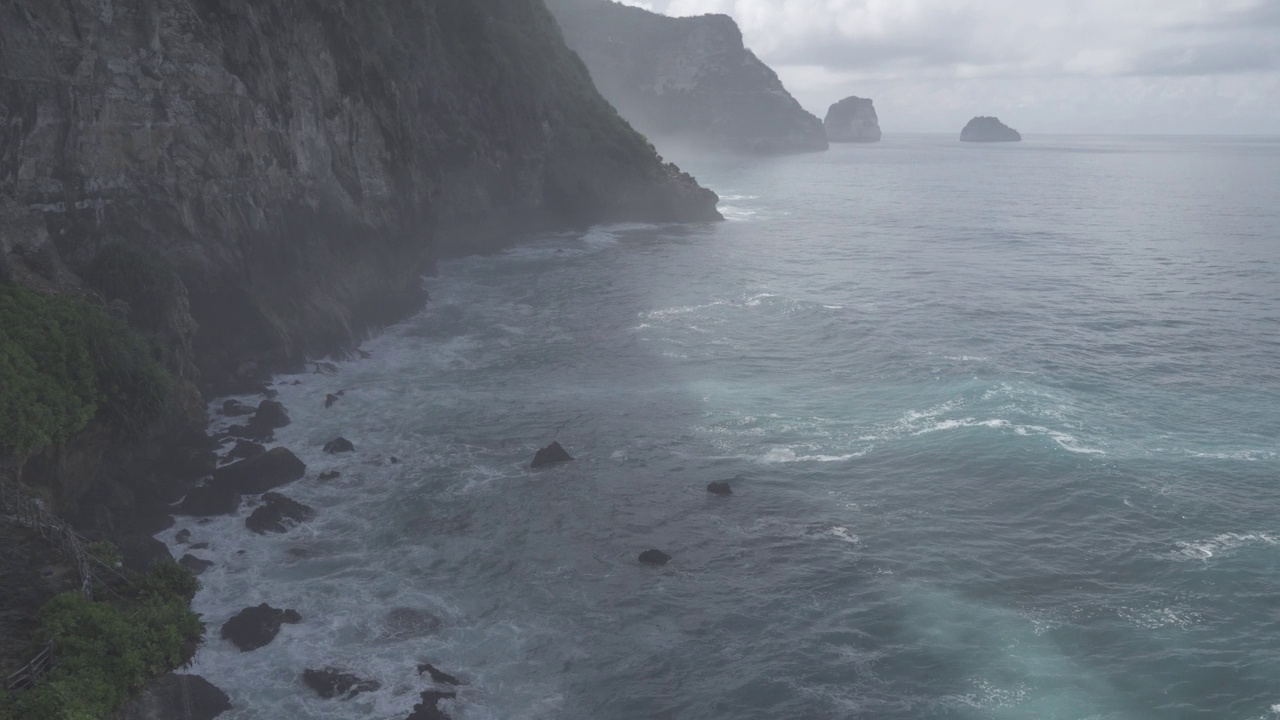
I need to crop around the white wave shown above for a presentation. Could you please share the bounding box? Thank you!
[759,446,865,464]
[827,526,861,545]
[912,418,1010,435]
[1187,449,1278,462]
[1174,532,1279,561]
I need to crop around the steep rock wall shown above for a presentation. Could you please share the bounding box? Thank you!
[0,0,720,393]
[546,0,827,154]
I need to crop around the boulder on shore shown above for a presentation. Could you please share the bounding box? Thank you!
[178,484,242,516]
[245,493,316,534]
[707,481,733,496]
[824,96,882,143]
[531,441,574,469]
[118,674,231,720]
[639,549,671,566]
[180,554,214,575]
[227,440,266,461]
[302,667,382,700]
[960,116,1021,142]
[213,447,306,494]
[250,400,291,430]
[220,603,301,652]
[406,690,457,720]
[324,437,355,454]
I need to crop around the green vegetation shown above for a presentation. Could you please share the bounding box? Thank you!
[80,244,181,334]
[0,560,203,720]
[0,284,171,459]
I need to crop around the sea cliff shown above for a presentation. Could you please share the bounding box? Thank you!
[0,2,719,714]
[545,0,827,154]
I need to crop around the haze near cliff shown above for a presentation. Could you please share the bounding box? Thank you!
[623,0,1280,134]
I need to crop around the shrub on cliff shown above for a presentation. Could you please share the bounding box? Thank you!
[0,284,171,459]
[1,561,203,720]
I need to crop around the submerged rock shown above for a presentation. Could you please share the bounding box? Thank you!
[180,554,214,575]
[323,437,355,454]
[824,96,882,143]
[118,674,231,720]
[178,484,242,517]
[707,481,733,496]
[531,441,574,469]
[221,399,254,417]
[639,549,672,566]
[175,529,192,544]
[302,667,382,700]
[385,607,443,638]
[325,393,340,409]
[220,604,301,652]
[245,493,316,534]
[227,440,266,461]
[406,690,457,720]
[960,116,1022,142]
[417,663,462,686]
[213,448,306,494]
[318,470,341,480]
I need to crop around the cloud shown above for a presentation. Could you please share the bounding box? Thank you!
[623,0,1280,132]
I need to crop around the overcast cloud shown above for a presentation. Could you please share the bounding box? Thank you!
[618,0,1280,133]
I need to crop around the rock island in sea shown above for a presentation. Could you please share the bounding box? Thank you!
[960,116,1022,142]
[824,96,882,143]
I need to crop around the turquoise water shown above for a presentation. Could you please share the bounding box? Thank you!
[174,135,1280,719]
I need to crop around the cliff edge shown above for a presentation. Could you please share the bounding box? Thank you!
[545,0,827,154]
[0,0,721,394]
[825,97,882,143]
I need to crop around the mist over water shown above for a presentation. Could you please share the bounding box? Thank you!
[169,134,1280,719]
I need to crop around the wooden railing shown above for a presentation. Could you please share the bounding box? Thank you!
[0,480,99,695]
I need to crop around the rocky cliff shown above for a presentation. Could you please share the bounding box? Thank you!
[825,96,882,143]
[961,116,1022,142]
[545,0,827,154]
[0,0,721,397]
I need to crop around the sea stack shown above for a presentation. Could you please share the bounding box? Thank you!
[824,97,882,143]
[960,117,1022,142]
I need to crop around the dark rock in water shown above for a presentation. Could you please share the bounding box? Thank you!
[228,440,266,461]
[179,484,242,517]
[357,349,372,359]
[302,667,382,700]
[221,399,254,417]
[180,554,214,575]
[245,493,316,534]
[824,96,882,143]
[118,673,231,720]
[220,604,301,652]
[313,361,339,375]
[406,690,457,720]
[213,448,306,494]
[325,393,340,409]
[190,542,211,550]
[390,456,400,465]
[531,441,574,469]
[249,399,290,431]
[385,607,443,637]
[417,663,462,686]
[120,536,173,573]
[324,437,355,454]
[960,116,1021,142]
[224,423,273,442]
[258,384,279,399]
[639,549,671,566]
[707,481,733,496]
[319,470,341,481]
[175,529,192,544]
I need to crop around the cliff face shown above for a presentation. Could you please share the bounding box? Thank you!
[545,0,827,155]
[824,96,881,143]
[0,0,721,394]
[961,116,1022,142]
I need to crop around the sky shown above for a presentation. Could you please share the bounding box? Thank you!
[616,0,1280,134]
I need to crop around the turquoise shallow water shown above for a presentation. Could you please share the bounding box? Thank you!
[174,134,1280,719]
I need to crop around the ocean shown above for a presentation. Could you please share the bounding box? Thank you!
[168,134,1280,719]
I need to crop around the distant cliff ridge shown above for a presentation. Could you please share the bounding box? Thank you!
[825,97,882,143]
[0,0,721,392]
[961,116,1022,142]
[545,0,827,154]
